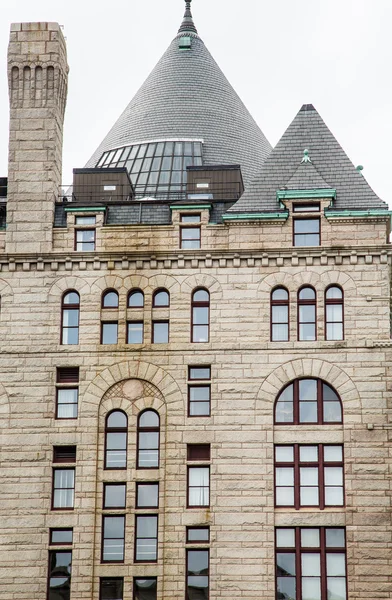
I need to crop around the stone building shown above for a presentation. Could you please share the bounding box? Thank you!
[1,2,391,599]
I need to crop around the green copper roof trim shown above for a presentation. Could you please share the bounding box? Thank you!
[277,189,337,200]
[325,210,392,218]
[222,212,289,221]
[170,204,212,210]
[64,206,106,212]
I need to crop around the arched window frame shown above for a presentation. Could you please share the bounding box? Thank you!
[191,288,210,343]
[104,410,128,470]
[274,378,343,425]
[102,289,119,309]
[137,409,160,469]
[152,288,170,308]
[271,287,289,341]
[61,290,80,345]
[325,285,344,341]
[127,289,144,308]
[297,286,317,341]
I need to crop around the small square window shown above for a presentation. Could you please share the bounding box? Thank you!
[180,226,201,249]
[101,322,118,344]
[56,388,78,419]
[133,578,157,600]
[152,321,169,343]
[188,466,210,507]
[136,482,159,508]
[75,216,96,225]
[187,444,211,461]
[76,229,95,251]
[103,484,126,509]
[50,528,73,545]
[188,366,211,417]
[53,446,77,464]
[127,321,144,344]
[186,526,210,543]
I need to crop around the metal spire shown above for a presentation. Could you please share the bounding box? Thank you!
[178,0,198,34]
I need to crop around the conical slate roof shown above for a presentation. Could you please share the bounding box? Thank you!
[86,2,271,186]
[229,104,388,213]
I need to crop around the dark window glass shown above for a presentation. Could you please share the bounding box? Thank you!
[57,367,79,383]
[294,218,320,246]
[135,515,158,562]
[187,444,211,461]
[102,516,125,563]
[271,287,289,341]
[325,286,344,340]
[48,551,72,600]
[153,289,170,307]
[103,484,126,509]
[61,291,80,345]
[292,203,320,212]
[192,289,209,343]
[275,379,343,425]
[102,290,119,308]
[76,229,95,251]
[137,410,160,469]
[187,549,209,599]
[100,578,124,600]
[136,483,159,508]
[52,468,75,510]
[152,321,169,343]
[53,446,76,463]
[50,529,73,545]
[128,289,144,308]
[188,466,210,507]
[105,410,128,469]
[298,287,317,341]
[187,527,210,543]
[127,321,144,344]
[56,388,78,419]
[133,578,157,600]
[101,322,118,344]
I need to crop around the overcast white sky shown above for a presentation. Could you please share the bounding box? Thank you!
[0,0,391,205]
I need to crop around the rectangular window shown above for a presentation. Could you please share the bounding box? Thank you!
[75,216,96,225]
[127,321,144,344]
[187,527,210,544]
[101,322,118,344]
[187,549,209,599]
[52,468,75,510]
[188,466,210,507]
[187,444,211,461]
[188,366,211,417]
[75,229,96,251]
[133,578,157,600]
[276,527,347,600]
[50,528,73,546]
[53,446,77,464]
[48,551,72,600]
[136,482,159,508]
[180,215,201,249]
[103,483,126,509]
[181,214,201,223]
[152,320,169,343]
[135,515,158,562]
[293,218,320,246]
[102,515,125,563]
[275,445,344,509]
[56,367,79,419]
[100,578,124,600]
[293,203,320,212]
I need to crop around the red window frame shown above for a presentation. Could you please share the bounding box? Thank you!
[51,467,75,511]
[104,410,128,470]
[191,288,210,343]
[47,550,72,600]
[187,465,210,508]
[274,378,343,425]
[298,286,317,341]
[133,577,157,600]
[186,548,209,599]
[134,514,158,563]
[137,409,160,469]
[188,365,211,417]
[325,285,344,341]
[101,515,125,564]
[152,288,170,307]
[271,287,290,342]
[75,228,96,251]
[101,289,119,309]
[127,289,144,308]
[61,290,80,345]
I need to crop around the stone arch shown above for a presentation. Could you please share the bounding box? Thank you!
[319,270,356,295]
[48,276,90,301]
[123,274,149,292]
[90,274,125,296]
[148,274,181,296]
[99,378,166,420]
[257,358,361,424]
[181,273,222,299]
[0,382,10,426]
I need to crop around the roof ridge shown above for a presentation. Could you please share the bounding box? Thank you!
[178,0,198,34]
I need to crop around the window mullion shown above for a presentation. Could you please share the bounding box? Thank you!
[294,444,300,510]
[319,444,325,510]
[320,528,327,600]
[295,527,301,600]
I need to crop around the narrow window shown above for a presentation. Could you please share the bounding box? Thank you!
[136,482,159,508]
[325,286,344,340]
[105,410,128,469]
[52,468,75,510]
[127,321,144,344]
[180,214,201,249]
[152,320,169,343]
[128,289,144,308]
[102,289,119,308]
[274,379,343,425]
[135,515,158,562]
[101,322,118,344]
[187,549,209,599]
[186,527,210,544]
[75,228,95,251]
[271,287,289,341]
[50,529,73,546]
[275,527,347,600]
[153,289,170,307]
[188,466,210,508]
[100,578,124,600]
[137,410,160,469]
[48,551,72,600]
[293,217,320,246]
[298,286,316,341]
[275,445,344,509]
[103,484,126,509]
[188,365,211,417]
[192,288,209,343]
[61,291,80,345]
[133,578,157,600]
[102,515,125,563]
[56,367,79,419]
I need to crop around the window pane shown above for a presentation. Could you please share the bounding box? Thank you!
[324,467,343,486]
[324,446,343,462]
[182,227,200,240]
[153,291,169,306]
[104,485,126,508]
[134,579,157,600]
[327,305,342,322]
[100,578,124,600]
[325,487,344,506]
[277,577,296,600]
[301,529,320,547]
[63,292,79,305]
[272,324,289,341]
[300,487,319,505]
[299,305,316,322]
[299,401,318,422]
[139,411,159,428]
[63,309,79,327]
[193,307,208,325]
[57,389,78,419]
[327,553,346,577]
[276,529,295,548]
[327,578,347,600]
[189,401,210,416]
[272,288,288,301]
[299,323,316,341]
[189,367,211,380]
[190,386,210,401]
[137,483,159,508]
[153,322,169,343]
[137,516,157,538]
[324,401,342,423]
[187,528,209,542]
[276,467,294,486]
[300,467,318,486]
[193,290,209,302]
[326,287,343,300]
[54,489,74,508]
[128,291,144,307]
[272,305,288,322]
[138,449,159,468]
[107,411,127,428]
[276,487,294,506]
[102,323,118,344]
[302,576,321,600]
[300,380,317,399]
[193,325,209,343]
[275,401,294,423]
[326,529,345,548]
[103,292,118,308]
[51,529,73,544]
[277,553,296,576]
[302,553,321,576]
[128,322,143,343]
[327,323,343,341]
[275,446,294,463]
[300,446,318,462]
[299,288,316,301]
[189,467,209,486]
[139,431,159,450]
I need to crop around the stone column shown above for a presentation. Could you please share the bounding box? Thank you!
[6,22,69,254]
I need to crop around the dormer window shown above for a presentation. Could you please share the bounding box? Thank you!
[293,203,320,213]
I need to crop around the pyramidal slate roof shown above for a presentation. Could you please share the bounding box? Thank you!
[228,104,388,213]
[85,1,272,186]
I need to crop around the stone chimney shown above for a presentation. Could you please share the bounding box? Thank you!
[6,22,69,253]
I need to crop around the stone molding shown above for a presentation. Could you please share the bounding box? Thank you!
[48,275,91,300]
[258,269,357,296]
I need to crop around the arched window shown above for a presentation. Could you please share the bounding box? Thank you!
[128,289,144,308]
[325,286,344,340]
[137,410,160,469]
[105,410,128,469]
[102,289,119,308]
[61,291,80,345]
[298,286,316,341]
[271,287,289,341]
[153,289,170,307]
[192,289,209,343]
[275,378,343,425]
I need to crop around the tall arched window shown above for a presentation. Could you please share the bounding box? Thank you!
[61,291,80,345]
[137,410,160,469]
[128,289,144,308]
[192,289,209,343]
[275,378,343,425]
[298,286,316,341]
[105,410,128,469]
[271,287,289,341]
[325,286,344,340]
[153,289,170,307]
[102,289,119,308]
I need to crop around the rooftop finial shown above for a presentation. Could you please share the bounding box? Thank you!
[301,149,312,164]
[178,0,198,34]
